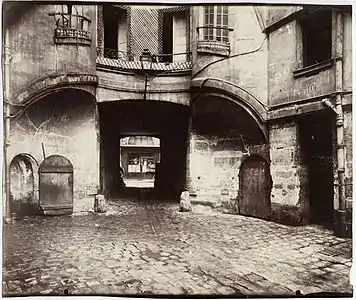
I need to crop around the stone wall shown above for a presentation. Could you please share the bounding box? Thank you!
[9,90,99,213]
[188,133,244,210]
[269,121,306,225]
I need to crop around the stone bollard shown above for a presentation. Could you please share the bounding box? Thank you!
[179,191,192,212]
[94,194,107,213]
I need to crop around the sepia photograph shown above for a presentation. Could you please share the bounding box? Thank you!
[1,0,354,297]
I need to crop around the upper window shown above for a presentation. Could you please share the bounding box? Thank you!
[103,5,128,59]
[300,10,332,67]
[162,11,188,63]
[204,5,229,42]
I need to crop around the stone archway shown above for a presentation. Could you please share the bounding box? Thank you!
[188,93,268,208]
[9,154,39,217]
[191,77,269,142]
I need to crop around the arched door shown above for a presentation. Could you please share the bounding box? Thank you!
[10,154,38,217]
[239,155,272,220]
[39,155,73,215]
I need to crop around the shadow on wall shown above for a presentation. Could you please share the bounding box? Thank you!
[9,154,39,217]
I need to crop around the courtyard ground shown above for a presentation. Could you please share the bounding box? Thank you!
[2,195,353,297]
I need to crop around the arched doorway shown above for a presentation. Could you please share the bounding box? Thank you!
[39,155,74,215]
[238,155,272,220]
[189,92,268,207]
[9,154,39,217]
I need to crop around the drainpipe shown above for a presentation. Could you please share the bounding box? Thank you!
[3,26,11,223]
[333,11,346,237]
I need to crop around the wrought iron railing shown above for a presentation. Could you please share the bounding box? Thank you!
[49,12,92,45]
[97,48,192,72]
[196,26,234,56]
[196,26,234,43]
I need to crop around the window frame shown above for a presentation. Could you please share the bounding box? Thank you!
[299,9,332,68]
[203,5,229,42]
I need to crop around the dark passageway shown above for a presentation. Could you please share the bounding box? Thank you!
[99,100,190,202]
[299,111,335,228]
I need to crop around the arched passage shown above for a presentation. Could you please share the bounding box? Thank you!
[238,155,272,219]
[99,100,190,199]
[9,154,39,217]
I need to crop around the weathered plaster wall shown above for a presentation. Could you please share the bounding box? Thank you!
[191,5,268,104]
[269,121,305,225]
[8,4,97,104]
[9,91,99,212]
[96,69,191,105]
[268,9,352,108]
[266,6,303,27]
[268,19,335,107]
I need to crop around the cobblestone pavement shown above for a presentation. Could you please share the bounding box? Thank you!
[2,195,353,297]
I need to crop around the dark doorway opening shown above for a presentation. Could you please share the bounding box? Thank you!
[299,111,335,228]
[162,13,173,63]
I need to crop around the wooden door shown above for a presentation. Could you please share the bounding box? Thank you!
[39,155,73,214]
[239,156,271,219]
[40,173,73,210]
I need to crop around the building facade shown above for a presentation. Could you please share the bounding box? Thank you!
[2,3,352,236]
[120,136,160,180]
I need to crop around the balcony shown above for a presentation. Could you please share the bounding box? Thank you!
[196,26,234,57]
[49,12,92,46]
[96,48,192,73]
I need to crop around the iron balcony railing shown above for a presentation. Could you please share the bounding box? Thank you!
[196,25,234,43]
[196,26,234,56]
[97,48,192,72]
[49,12,92,45]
